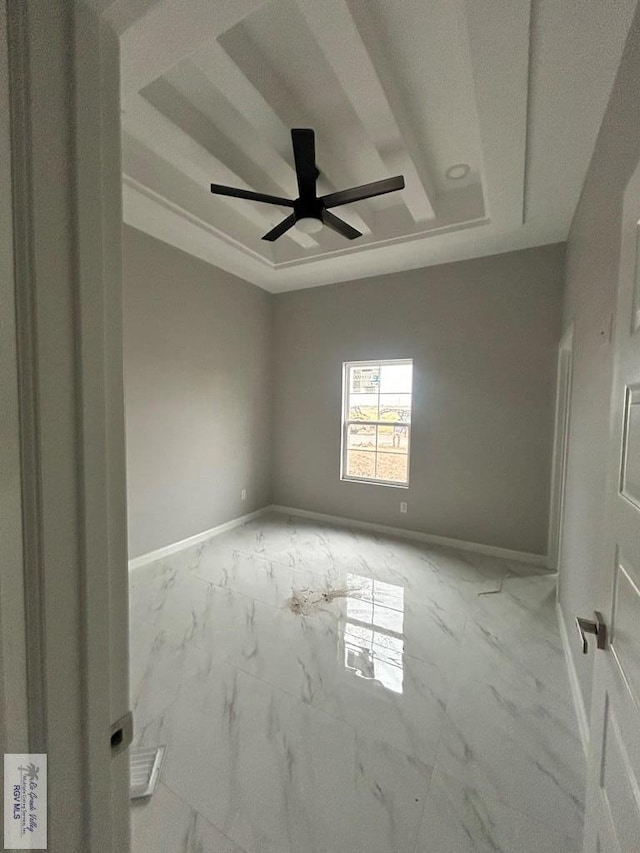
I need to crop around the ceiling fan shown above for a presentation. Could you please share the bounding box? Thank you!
[210,128,405,242]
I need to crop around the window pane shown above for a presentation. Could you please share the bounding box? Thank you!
[380,363,412,394]
[375,452,408,483]
[346,449,376,479]
[379,393,411,423]
[376,424,409,454]
[350,365,380,394]
[348,394,379,421]
[347,423,376,451]
[376,422,394,452]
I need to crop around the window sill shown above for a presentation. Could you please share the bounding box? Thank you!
[340,476,409,489]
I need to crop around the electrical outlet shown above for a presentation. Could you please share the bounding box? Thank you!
[241,489,247,501]
[400,501,407,513]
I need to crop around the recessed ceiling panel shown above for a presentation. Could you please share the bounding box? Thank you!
[115,0,637,291]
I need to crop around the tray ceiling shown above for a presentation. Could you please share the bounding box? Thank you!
[110,0,637,291]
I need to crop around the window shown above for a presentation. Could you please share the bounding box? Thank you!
[341,359,413,486]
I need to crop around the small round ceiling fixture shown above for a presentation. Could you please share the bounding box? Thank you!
[446,163,470,180]
[295,216,323,235]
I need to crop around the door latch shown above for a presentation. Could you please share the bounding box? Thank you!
[110,710,133,757]
[576,612,607,654]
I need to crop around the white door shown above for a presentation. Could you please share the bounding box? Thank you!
[582,160,640,850]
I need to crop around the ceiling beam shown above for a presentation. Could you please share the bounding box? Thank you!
[164,61,372,241]
[166,62,300,201]
[462,0,531,228]
[142,78,297,205]
[209,32,377,236]
[121,132,283,259]
[296,0,436,224]
[141,78,351,251]
[122,94,319,249]
[98,0,160,35]
[192,46,374,237]
[119,0,263,95]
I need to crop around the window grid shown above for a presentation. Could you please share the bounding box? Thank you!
[341,359,412,488]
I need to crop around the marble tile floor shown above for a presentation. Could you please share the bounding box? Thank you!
[130,511,585,853]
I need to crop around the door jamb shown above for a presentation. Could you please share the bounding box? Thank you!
[549,323,574,575]
[4,1,129,849]
[0,0,29,759]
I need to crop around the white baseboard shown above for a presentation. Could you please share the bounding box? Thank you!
[269,504,550,568]
[128,506,271,571]
[129,502,551,573]
[557,601,590,757]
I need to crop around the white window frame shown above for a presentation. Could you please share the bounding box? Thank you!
[340,358,412,488]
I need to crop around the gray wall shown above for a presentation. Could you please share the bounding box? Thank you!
[272,245,565,555]
[559,6,640,711]
[123,226,272,559]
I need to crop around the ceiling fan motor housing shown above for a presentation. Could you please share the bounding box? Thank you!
[294,197,323,222]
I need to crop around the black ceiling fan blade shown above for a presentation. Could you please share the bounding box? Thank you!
[210,183,294,207]
[321,175,405,208]
[262,213,297,241]
[321,210,362,240]
[291,129,317,198]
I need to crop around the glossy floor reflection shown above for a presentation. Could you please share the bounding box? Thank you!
[343,574,405,693]
[130,512,585,853]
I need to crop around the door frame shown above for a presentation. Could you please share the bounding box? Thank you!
[548,323,574,574]
[3,2,129,850]
[0,0,29,760]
